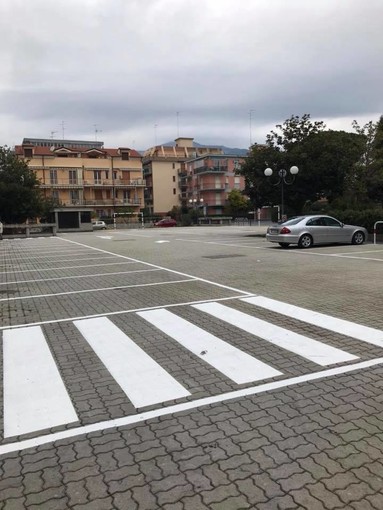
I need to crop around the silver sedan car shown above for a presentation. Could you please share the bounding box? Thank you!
[266,215,368,248]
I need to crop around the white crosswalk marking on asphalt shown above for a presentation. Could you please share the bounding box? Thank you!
[193,303,359,366]
[138,309,282,384]
[3,326,78,437]
[242,296,383,348]
[73,317,191,408]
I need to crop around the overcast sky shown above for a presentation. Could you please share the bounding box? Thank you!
[1,0,382,150]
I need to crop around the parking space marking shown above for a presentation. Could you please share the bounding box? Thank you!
[3,326,78,437]
[0,269,162,286]
[194,302,359,366]
[242,296,383,347]
[0,278,196,302]
[0,256,119,268]
[74,317,191,408]
[138,308,282,384]
[0,295,247,331]
[2,356,383,456]
[58,237,253,297]
[0,261,139,275]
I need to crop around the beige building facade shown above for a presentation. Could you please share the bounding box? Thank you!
[143,137,223,215]
[15,138,145,219]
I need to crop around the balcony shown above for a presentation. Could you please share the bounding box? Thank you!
[40,179,83,188]
[194,166,227,175]
[83,179,146,187]
[58,198,142,207]
[198,185,226,192]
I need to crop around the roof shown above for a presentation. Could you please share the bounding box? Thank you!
[14,146,142,159]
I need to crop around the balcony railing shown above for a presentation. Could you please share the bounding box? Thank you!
[40,178,146,187]
[198,185,226,191]
[58,198,142,207]
[194,166,227,175]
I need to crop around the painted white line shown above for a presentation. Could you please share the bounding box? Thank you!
[113,232,154,238]
[138,309,282,383]
[0,269,161,286]
[0,295,250,331]
[193,303,358,366]
[96,236,114,239]
[155,240,170,244]
[3,326,78,437]
[1,356,382,455]
[0,279,196,302]
[74,317,190,407]
[0,261,139,275]
[0,256,118,268]
[58,237,253,297]
[242,296,383,348]
[328,254,383,262]
[332,249,383,256]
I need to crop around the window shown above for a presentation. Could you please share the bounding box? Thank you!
[50,170,58,184]
[69,170,77,185]
[306,218,324,226]
[173,176,176,182]
[51,190,60,202]
[24,148,33,158]
[172,163,175,169]
[173,188,176,195]
[323,217,341,227]
[121,152,129,160]
[93,170,102,184]
[70,190,79,203]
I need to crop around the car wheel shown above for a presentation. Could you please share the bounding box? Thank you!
[278,243,290,248]
[298,234,313,249]
[352,231,365,245]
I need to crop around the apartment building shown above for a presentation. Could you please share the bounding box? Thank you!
[186,154,245,216]
[143,137,224,215]
[15,138,144,218]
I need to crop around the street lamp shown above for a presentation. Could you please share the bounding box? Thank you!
[264,166,299,222]
[189,197,204,209]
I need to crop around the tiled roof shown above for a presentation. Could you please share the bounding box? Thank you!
[15,146,142,158]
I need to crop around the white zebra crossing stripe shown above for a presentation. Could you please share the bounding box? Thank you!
[241,296,383,348]
[3,326,78,437]
[193,303,359,366]
[73,317,191,408]
[137,309,282,383]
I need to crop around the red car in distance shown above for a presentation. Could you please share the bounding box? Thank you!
[154,218,177,228]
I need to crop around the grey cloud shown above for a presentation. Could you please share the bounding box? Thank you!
[1,0,382,149]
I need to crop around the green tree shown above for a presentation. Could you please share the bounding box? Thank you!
[240,115,365,215]
[368,116,383,204]
[225,189,250,218]
[0,146,45,223]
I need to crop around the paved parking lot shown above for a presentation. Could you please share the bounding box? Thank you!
[1,226,383,509]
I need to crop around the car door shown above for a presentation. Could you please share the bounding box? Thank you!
[322,216,348,243]
[305,217,328,244]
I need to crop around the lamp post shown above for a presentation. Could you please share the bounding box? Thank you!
[264,166,299,222]
[189,197,204,209]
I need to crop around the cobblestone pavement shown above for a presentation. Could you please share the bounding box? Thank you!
[1,227,383,509]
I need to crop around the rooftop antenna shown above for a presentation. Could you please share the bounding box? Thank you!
[154,124,158,145]
[50,131,57,139]
[249,110,255,146]
[61,120,65,140]
[176,111,180,137]
[94,124,102,142]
